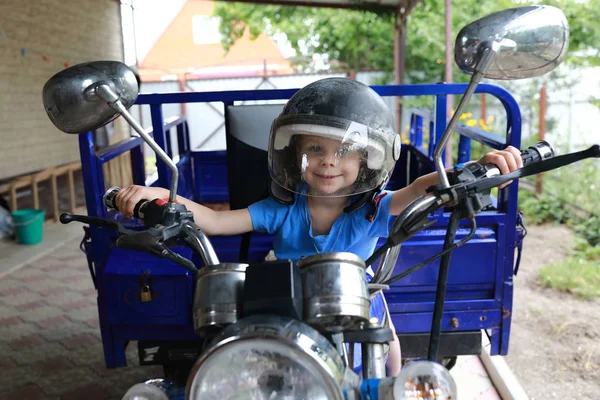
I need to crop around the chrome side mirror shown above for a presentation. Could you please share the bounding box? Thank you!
[42,61,179,203]
[43,61,139,133]
[433,5,569,188]
[455,5,569,80]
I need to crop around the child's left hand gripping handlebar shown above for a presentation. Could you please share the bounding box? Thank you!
[62,189,220,272]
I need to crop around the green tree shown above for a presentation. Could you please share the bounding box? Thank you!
[214,0,600,82]
[214,0,518,83]
[213,5,396,78]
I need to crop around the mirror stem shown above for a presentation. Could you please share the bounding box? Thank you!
[96,84,179,203]
[433,43,498,188]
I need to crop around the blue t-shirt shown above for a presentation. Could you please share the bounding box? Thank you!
[248,191,393,262]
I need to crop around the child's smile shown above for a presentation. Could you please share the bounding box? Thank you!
[298,135,361,196]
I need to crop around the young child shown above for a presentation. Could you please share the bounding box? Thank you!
[115,78,523,376]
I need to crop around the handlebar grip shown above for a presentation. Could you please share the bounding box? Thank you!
[133,199,149,219]
[103,187,148,219]
[484,140,555,177]
[103,186,121,210]
[520,140,555,166]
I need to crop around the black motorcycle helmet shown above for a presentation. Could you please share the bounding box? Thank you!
[268,77,400,214]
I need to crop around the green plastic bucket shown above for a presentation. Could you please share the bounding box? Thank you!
[12,209,45,245]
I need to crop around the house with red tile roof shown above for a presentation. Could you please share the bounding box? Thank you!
[138,0,294,82]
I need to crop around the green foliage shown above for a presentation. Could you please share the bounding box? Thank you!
[573,215,600,247]
[541,0,600,67]
[539,233,600,300]
[518,190,573,225]
[539,257,600,300]
[571,237,600,261]
[214,0,600,81]
[213,4,396,74]
[520,154,600,247]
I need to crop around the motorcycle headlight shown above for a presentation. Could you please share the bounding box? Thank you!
[393,361,457,400]
[186,315,346,400]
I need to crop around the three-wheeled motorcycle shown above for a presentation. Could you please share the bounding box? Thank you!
[42,5,597,399]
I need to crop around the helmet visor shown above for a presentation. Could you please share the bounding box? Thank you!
[269,115,400,197]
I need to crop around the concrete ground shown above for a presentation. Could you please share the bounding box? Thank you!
[0,219,509,399]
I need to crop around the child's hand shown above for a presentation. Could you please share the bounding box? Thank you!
[477,146,523,189]
[115,185,169,217]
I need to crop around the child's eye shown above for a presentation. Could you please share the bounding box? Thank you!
[337,147,350,156]
[308,145,321,153]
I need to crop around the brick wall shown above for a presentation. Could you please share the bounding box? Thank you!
[0,0,124,180]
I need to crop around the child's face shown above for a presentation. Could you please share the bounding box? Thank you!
[297,135,361,195]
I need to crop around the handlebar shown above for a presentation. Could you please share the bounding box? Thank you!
[368,140,578,283]
[62,190,221,273]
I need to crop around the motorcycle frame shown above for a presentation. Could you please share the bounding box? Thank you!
[77,83,522,368]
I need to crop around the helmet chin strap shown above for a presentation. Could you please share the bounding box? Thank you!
[269,180,294,205]
[269,179,387,222]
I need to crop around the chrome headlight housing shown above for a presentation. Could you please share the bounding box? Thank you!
[186,315,346,400]
[393,361,457,400]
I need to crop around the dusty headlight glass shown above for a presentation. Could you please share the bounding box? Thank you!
[186,316,346,400]
[393,361,457,400]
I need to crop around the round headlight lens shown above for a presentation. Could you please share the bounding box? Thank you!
[393,361,457,400]
[187,338,341,400]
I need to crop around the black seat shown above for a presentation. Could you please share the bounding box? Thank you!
[224,104,285,260]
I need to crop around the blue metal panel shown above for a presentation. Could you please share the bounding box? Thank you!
[387,299,501,313]
[97,137,144,163]
[457,136,471,164]
[191,150,229,203]
[391,309,502,334]
[104,247,194,325]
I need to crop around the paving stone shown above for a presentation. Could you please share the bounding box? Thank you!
[15,299,47,312]
[40,322,93,342]
[0,316,23,328]
[8,334,47,351]
[0,383,46,400]
[0,291,43,306]
[60,333,101,350]
[0,321,39,341]
[31,355,75,375]
[9,342,68,365]
[0,278,26,291]
[0,366,41,394]
[0,305,23,320]
[0,355,17,368]
[21,305,66,323]
[0,286,28,297]
[33,315,70,329]
[64,305,97,322]
[61,383,110,400]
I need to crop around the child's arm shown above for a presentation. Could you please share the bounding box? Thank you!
[389,146,524,216]
[115,185,253,236]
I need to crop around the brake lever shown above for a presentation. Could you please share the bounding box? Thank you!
[116,231,167,256]
[116,231,198,274]
[60,213,138,235]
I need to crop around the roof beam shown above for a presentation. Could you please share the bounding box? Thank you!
[215,0,414,14]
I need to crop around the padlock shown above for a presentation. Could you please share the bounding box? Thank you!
[140,285,152,302]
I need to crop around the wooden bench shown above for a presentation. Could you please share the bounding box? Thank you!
[0,162,82,221]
